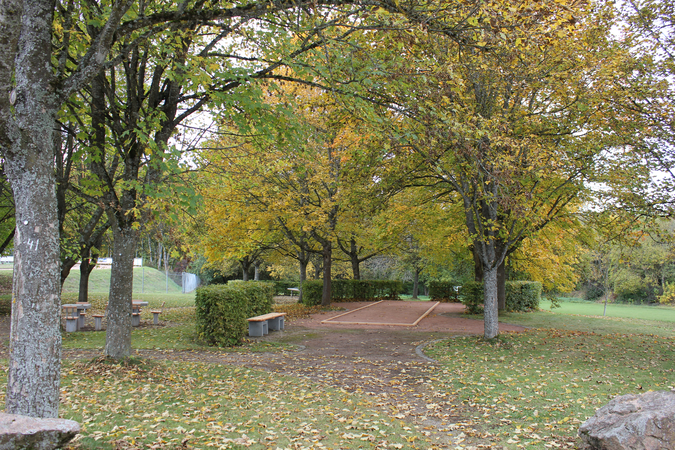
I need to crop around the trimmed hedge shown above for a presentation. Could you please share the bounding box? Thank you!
[429,281,460,302]
[195,282,274,346]
[272,280,300,296]
[460,280,542,314]
[301,280,404,306]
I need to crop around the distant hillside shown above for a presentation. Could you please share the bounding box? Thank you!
[62,267,182,294]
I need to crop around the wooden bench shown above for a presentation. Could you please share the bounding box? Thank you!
[247,312,286,337]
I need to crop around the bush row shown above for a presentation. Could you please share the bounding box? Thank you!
[195,281,274,346]
[300,280,404,306]
[428,281,461,302]
[460,280,542,314]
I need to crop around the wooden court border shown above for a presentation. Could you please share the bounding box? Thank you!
[321,301,441,327]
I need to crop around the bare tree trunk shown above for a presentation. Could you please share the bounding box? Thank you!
[254,261,260,281]
[350,238,360,280]
[497,259,506,311]
[412,267,421,299]
[4,0,62,417]
[6,149,62,418]
[104,225,137,358]
[78,250,98,304]
[473,245,483,282]
[322,241,332,307]
[241,258,250,281]
[298,250,309,303]
[483,265,499,339]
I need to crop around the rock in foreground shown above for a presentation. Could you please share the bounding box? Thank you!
[0,413,80,450]
[578,390,675,450]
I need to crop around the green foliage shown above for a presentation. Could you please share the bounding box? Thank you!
[460,281,542,314]
[459,281,484,314]
[300,280,324,306]
[300,279,403,306]
[195,282,273,347]
[332,280,403,301]
[506,281,542,311]
[428,281,460,302]
[273,280,300,296]
[658,282,675,304]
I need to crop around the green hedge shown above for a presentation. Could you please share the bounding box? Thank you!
[460,280,542,314]
[272,280,300,296]
[429,281,460,302]
[301,280,404,306]
[195,282,274,346]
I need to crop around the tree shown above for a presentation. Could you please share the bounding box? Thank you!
[367,0,625,338]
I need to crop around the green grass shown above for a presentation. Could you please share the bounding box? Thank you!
[62,267,183,294]
[399,294,432,301]
[49,360,425,450]
[493,299,675,337]
[425,330,675,449]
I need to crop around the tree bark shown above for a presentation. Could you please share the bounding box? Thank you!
[497,258,506,311]
[104,224,137,358]
[412,266,420,299]
[5,148,62,418]
[321,241,332,306]
[3,0,62,418]
[78,249,98,304]
[472,245,483,282]
[483,265,499,339]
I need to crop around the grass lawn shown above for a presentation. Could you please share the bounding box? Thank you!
[1,290,675,449]
[425,330,675,449]
[62,267,184,295]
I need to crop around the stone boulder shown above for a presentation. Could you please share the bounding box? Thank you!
[578,390,675,450]
[0,413,80,450]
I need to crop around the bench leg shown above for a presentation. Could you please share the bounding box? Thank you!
[248,321,265,337]
[152,312,160,325]
[268,316,284,331]
[132,313,140,327]
[65,318,78,332]
[79,313,86,329]
[263,320,268,335]
[94,316,103,331]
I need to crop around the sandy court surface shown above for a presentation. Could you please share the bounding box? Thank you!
[292,300,527,334]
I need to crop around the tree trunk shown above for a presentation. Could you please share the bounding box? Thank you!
[4,0,62,416]
[412,267,420,299]
[298,251,308,303]
[104,224,137,358]
[241,258,250,281]
[254,261,260,281]
[497,259,506,311]
[350,238,360,280]
[5,151,62,418]
[473,245,483,282]
[78,251,97,304]
[483,266,499,339]
[322,241,332,306]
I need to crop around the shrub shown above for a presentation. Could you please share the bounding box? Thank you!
[429,281,460,302]
[658,282,675,304]
[195,282,274,347]
[273,280,299,296]
[460,280,542,314]
[459,281,483,314]
[506,281,542,311]
[301,279,403,305]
